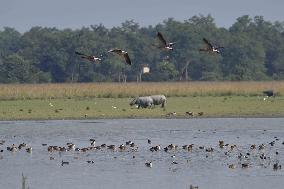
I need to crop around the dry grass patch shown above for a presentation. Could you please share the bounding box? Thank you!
[0,81,282,100]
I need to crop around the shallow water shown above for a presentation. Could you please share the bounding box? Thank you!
[0,118,284,189]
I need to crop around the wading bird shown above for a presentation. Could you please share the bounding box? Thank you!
[199,38,224,54]
[156,32,175,50]
[108,48,131,65]
[75,51,102,62]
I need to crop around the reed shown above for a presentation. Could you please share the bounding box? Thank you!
[0,81,282,100]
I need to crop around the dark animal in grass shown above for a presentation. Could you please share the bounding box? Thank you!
[263,90,275,97]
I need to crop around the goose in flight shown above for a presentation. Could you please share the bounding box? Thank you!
[199,38,224,54]
[156,32,175,50]
[108,48,131,65]
[75,51,102,62]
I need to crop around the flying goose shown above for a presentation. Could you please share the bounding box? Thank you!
[199,38,224,54]
[156,32,175,50]
[75,51,102,62]
[108,48,131,65]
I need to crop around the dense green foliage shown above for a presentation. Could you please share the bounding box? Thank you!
[1,15,284,83]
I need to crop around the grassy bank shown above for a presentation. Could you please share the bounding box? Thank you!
[0,96,283,120]
[0,81,282,100]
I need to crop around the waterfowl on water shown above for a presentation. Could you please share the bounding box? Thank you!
[95,146,101,150]
[67,143,75,151]
[75,51,102,62]
[90,140,96,147]
[130,143,135,147]
[107,145,116,150]
[273,163,281,171]
[168,144,177,150]
[228,164,236,169]
[125,141,133,145]
[205,147,214,152]
[108,48,131,65]
[199,38,224,54]
[61,160,69,166]
[59,147,67,152]
[164,147,169,152]
[7,144,17,152]
[241,163,249,168]
[26,147,32,153]
[18,143,27,150]
[150,145,161,152]
[118,144,126,150]
[145,161,152,168]
[156,32,175,50]
[183,144,193,151]
[147,139,151,144]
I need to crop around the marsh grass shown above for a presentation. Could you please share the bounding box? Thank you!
[0,81,283,100]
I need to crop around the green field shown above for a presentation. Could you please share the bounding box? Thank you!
[0,82,283,120]
[0,96,283,120]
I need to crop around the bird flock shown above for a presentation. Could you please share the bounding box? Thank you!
[1,131,282,172]
[75,32,223,66]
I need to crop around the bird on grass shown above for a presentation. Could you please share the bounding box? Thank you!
[156,32,175,50]
[199,38,224,54]
[75,51,102,62]
[108,48,131,65]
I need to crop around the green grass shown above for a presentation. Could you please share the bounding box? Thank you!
[0,96,283,120]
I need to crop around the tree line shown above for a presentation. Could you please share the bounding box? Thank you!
[0,15,284,83]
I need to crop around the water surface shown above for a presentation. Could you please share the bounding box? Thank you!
[0,118,283,189]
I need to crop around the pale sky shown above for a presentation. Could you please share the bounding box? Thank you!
[0,0,284,32]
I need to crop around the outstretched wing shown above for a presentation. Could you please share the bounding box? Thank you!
[75,51,92,59]
[157,32,167,46]
[123,53,131,65]
[203,38,213,49]
[75,51,88,56]
[108,48,123,55]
